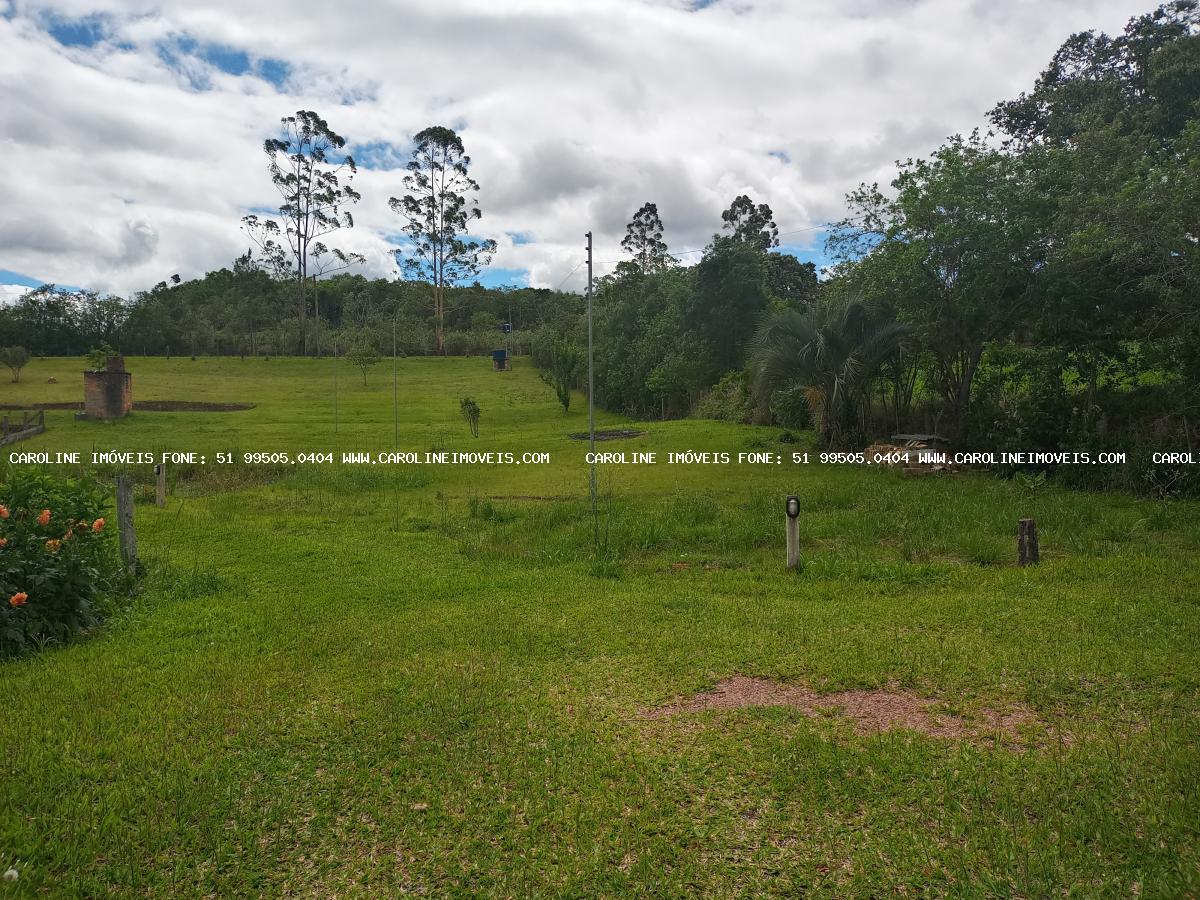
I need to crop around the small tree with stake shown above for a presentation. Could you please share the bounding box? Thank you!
[345,342,380,386]
[460,397,481,437]
[540,338,580,413]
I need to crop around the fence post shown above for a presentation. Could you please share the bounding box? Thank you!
[154,463,166,508]
[1018,518,1039,567]
[116,475,137,575]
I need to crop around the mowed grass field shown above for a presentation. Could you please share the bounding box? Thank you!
[1,356,1199,897]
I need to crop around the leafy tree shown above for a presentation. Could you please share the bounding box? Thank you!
[685,236,770,373]
[0,347,30,383]
[3,286,105,356]
[985,3,1200,424]
[990,2,1200,147]
[830,132,1050,440]
[766,254,819,308]
[242,110,364,355]
[75,292,127,349]
[646,345,712,418]
[390,126,497,355]
[620,202,673,273]
[721,195,779,251]
[591,265,693,416]
[748,297,909,449]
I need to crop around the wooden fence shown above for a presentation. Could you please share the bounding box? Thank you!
[0,410,46,447]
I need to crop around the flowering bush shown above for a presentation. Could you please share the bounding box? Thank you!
[0,470,121,658]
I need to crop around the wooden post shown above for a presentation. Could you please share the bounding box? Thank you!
[116,475,137,575]
[1018,517,1039,567]
[785,495,800,570]
[154,463,166,508]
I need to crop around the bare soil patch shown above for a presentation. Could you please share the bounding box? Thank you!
[0,401,255,412]
[569,429,647,441]
[642,675,1049,747]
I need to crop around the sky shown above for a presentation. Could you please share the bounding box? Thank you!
[0,0,1155,299]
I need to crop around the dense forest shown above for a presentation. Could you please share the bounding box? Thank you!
[1,3,1197,493]
[0,268,583,361]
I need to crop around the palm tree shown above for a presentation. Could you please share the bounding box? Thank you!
[748,297,910,448]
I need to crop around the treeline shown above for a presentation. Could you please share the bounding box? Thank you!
[0,261,581,359]
[541,2,1198,495]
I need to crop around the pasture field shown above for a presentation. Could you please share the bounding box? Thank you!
[1,356,1199,896]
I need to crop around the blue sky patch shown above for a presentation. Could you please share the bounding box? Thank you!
[778,234,835,276]
[43,12,110,48]
[255,57,290,89]
[349,141,407,171]
[476,267,527,289]
[156,35,287,90]
[0,269,83,293]
[0,269,41,288]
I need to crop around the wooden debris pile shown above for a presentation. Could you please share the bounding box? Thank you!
[865,434,957,477]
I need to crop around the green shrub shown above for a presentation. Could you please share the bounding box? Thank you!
[770,384,812,430]
[0,470,122,658]
[969,346,1072,454]
[696,371,754,423]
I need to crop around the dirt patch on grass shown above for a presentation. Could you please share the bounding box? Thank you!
[0,401,255,412]
[569,429,647,441]
[643,675,1051,747]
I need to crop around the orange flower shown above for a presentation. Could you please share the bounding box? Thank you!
[0,505,8,519]
[9,592,27,608]
[37,509,51,526]
[45,538,61,552]
[0,538,6,548]
[92,518,105,533]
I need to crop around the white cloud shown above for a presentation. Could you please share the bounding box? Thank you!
[0,0,1153,293]
[0,284,31,306]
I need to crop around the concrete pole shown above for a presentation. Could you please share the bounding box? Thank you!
[586,232,597,547]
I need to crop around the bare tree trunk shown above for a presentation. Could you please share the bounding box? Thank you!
[297,274,308,356]
[948,348,981,442]
[435,282,445,355]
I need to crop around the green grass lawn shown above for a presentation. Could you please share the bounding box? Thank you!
[1,356,1198,896]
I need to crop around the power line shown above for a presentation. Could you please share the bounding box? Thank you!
[552,260,585,291]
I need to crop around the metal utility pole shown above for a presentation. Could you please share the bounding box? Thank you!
[586,231,597,545]
[393,317,399,448]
